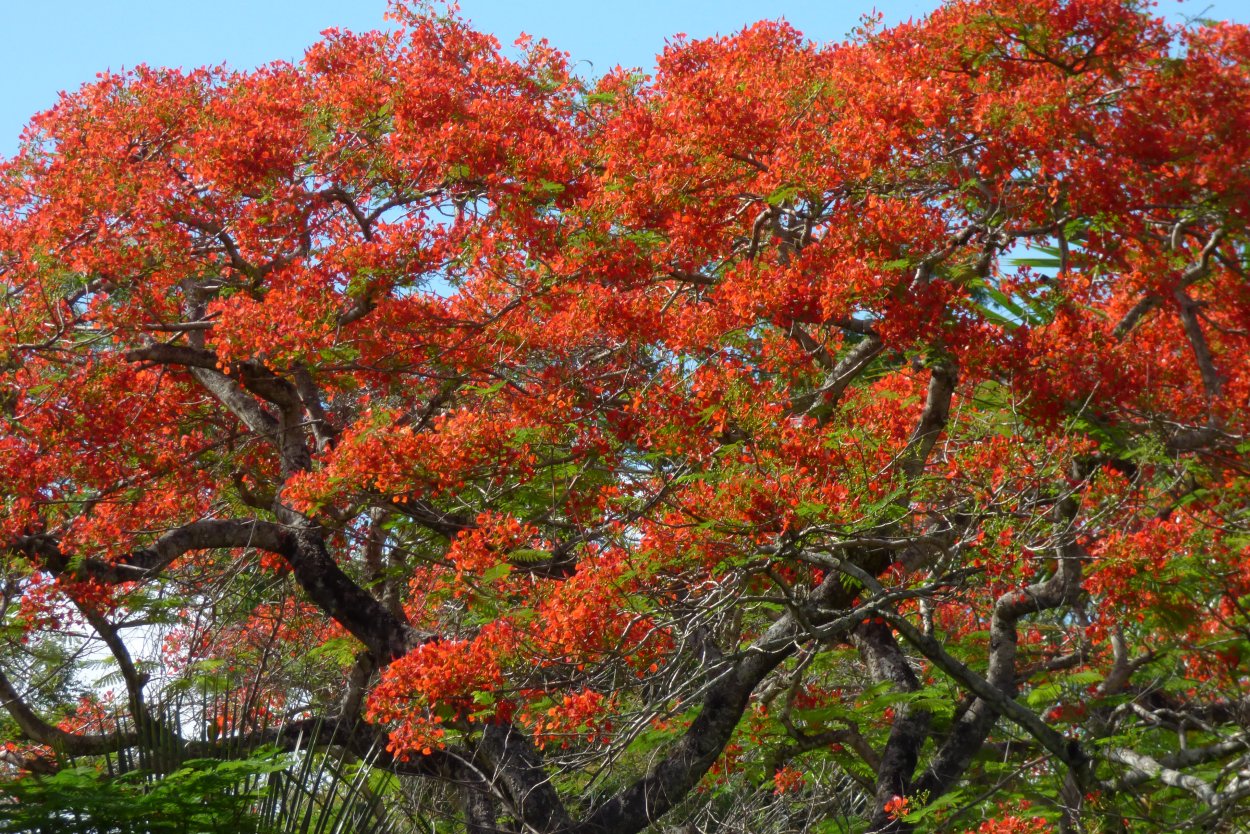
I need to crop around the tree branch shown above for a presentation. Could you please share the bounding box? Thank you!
[0,668,138,756]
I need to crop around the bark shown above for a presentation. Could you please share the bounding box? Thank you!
[854,621,931,834]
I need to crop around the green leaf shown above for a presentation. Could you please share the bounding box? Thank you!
[1026,681,1063,708]
[480,562,514,584]
[765,184,800,206]
[585,91,617,106]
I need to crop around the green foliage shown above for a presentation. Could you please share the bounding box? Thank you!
[0,753,288,834]
[0,717,412,834]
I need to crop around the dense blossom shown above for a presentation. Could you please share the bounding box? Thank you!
[1,0,1249,831]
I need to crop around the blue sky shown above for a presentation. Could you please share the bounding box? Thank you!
[2,0,1248,157]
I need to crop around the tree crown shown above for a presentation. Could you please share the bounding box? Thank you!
[2,1,1250,831]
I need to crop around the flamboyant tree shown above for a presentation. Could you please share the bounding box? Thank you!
[2,0,1250,831]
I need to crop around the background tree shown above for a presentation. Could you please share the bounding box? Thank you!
[2,1,1250,831]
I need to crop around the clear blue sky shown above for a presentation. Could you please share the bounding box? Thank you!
[2,0,1247,157]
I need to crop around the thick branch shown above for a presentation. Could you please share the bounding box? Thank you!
[854,620,931,833]
[899,363,958,480]
[794,335,885,420]
[476,723,574,833]
[1174,288,1223,402]
[576,567,876,834]
[13,516,417,666]
[1112,226,1226,339]
[0,668,138,756]
[11,519,293,584]
[1103,747,1215,805]
[273,511,419,663]
[881,607,1082,771]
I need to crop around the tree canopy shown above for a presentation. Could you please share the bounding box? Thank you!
[2,0,1250,831]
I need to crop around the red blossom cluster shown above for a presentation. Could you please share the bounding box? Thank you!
[2,0,1249,830]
